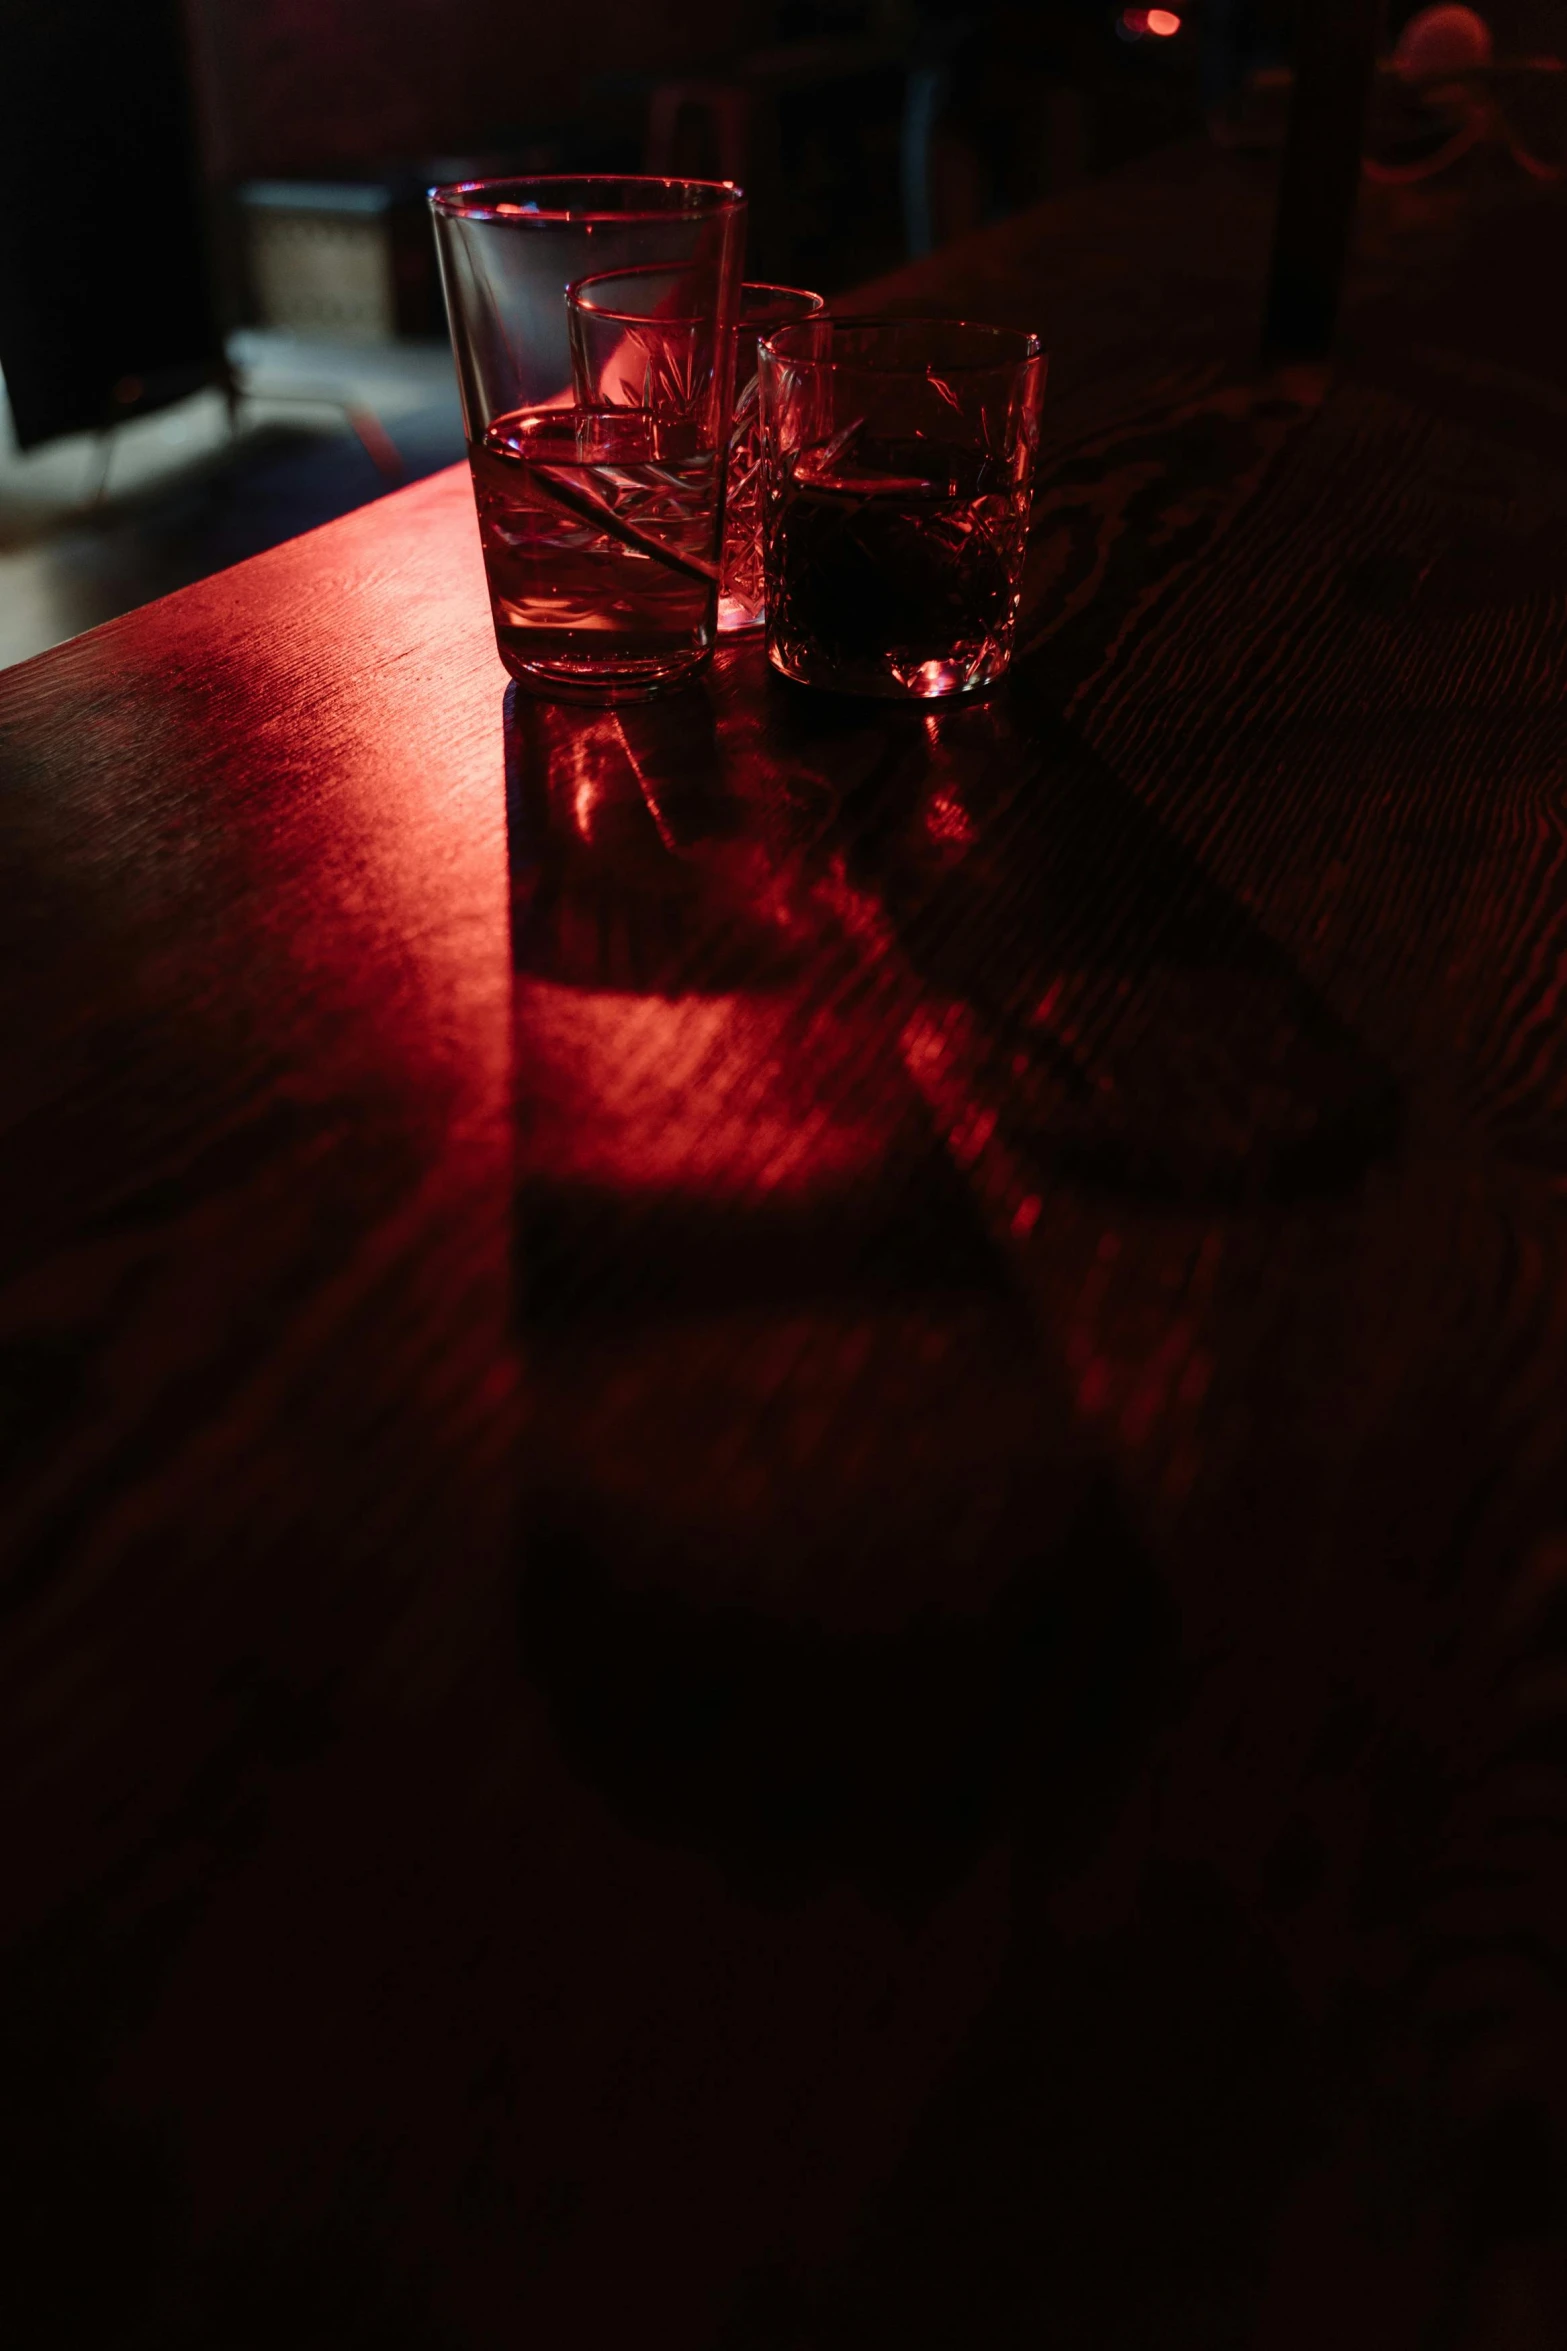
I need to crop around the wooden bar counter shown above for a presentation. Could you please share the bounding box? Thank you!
[3,140,1567,2346]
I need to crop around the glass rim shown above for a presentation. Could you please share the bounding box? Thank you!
[429,173,746,224]
[761,315,1045,371]
[569,263,718,329]
[739,282,827,322]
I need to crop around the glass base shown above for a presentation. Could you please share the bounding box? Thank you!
[717,597,765,636]
[498,644,712,704]
[766,644,1005,699]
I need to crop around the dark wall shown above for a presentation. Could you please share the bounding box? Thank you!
[184,0,772,181]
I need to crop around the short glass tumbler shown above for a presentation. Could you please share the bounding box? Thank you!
[718,283,825,635]
[430,176,746,703]
[759,318,1047,698]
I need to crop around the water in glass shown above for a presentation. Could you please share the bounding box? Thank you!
[471,407,720,697]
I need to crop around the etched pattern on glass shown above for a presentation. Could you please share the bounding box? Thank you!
[471,408,719,690]
[719,376,766,633]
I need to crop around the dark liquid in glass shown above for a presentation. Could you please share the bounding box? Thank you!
[766,434,1029,698]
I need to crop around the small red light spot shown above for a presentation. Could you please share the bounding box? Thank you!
[1146,7,1181,30]
[1012,1193,1042,1240]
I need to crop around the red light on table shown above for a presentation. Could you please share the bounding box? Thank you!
[1117,5,1181,31]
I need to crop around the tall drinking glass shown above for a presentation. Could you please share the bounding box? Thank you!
[758,318,1047,699]
[431,177,746,703]
[718,283,825,635]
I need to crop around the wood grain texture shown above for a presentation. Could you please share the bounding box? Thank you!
[3,138,1567,2350]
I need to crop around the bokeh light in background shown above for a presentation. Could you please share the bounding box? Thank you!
[1118,9,1184,41]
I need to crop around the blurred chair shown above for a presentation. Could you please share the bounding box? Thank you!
[900,5,1098,255]
[643,39,909,282]
[1259,0,1565,360]
[646,82,755,185]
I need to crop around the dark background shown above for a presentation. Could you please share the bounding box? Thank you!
[2,0,1564,660]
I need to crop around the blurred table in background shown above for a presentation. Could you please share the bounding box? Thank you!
[3,135,1567,2350]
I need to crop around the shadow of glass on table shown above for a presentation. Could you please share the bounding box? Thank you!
[502,659,1170,1884]
[500,645,1399,1655]
[492,642,1421,2346]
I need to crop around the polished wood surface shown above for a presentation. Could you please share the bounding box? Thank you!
[3,140,1567,2347]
